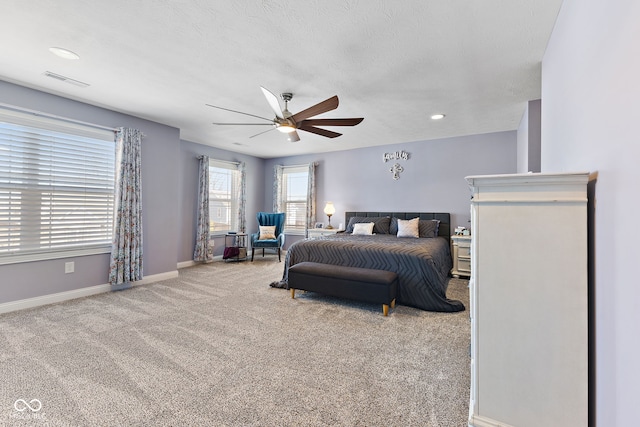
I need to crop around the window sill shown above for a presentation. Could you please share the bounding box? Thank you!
[0,246,111,266]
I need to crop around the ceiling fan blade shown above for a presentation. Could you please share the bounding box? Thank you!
[206,103,273,122]
[260,87,283,119]
[249,127,276,138]
[287,131,300,142]
[291,96,339,123]
[213,122,273,126]
[298,124,342,138]
[299,118,364,127]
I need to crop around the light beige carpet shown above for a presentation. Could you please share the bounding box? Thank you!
[0,257,470,426]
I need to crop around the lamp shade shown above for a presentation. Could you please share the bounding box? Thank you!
[323,202,335,216]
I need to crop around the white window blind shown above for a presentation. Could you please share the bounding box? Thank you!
[209,159,240,235]
[281,166,308,233]
[0,109,115,264]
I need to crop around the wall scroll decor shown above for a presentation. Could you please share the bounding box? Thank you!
[383,150,410,179]
[382,150,411,162]
[389,163,404,180]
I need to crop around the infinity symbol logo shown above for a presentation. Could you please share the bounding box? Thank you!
[14,399,42,412]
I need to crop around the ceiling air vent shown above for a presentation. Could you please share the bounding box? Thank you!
[43,71,90,88]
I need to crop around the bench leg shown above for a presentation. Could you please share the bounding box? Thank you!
[383,299,396,316]
[290,288,295,299]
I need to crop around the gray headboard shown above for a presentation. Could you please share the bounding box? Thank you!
[345,211,451,238]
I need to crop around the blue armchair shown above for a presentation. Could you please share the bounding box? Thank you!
[251,212,286,262]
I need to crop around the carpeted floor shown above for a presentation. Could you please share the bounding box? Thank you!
[0,257,470,426]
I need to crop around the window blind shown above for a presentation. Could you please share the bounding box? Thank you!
[209,159,240,234]
[0,116,115,264]
[281,165,308,233]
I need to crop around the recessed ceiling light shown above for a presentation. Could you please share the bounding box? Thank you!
[49,47,80,60]
[431,114,445,120]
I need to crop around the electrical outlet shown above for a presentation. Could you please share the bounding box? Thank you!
[65,261,74,274]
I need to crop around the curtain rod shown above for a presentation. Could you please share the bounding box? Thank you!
[278,162,318,168]
[207,157,241,166]
[0,103,146,137]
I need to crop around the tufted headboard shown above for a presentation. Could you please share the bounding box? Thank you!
[344,211,451,238]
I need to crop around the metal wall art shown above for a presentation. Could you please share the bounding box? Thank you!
[389,163,404,180]
[383,150,410,180]
[382,150,411,162]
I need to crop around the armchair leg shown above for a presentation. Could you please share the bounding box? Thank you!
[262,248,265,257]
[278,248,281,262]
[251,248,254,261]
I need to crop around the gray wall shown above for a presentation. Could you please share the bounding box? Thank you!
[542,1,640,426]
[0,82,516,309]
[178,140,265,261]
[0,80,180,303]
[517,99,541,173]
[263,131,517,248]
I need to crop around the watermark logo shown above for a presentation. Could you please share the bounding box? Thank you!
[14,399,42,412]
[11,399,45,421]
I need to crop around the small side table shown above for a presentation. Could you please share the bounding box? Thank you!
[307,228,343,239]
[451,234,471,278]
[223,233,248,262]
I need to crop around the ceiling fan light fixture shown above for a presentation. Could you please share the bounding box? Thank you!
[431,113,446,120]
[277,124,297,133]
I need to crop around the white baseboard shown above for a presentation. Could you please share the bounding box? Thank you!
[178,253,249,269]
[469,414,515,427]
[177,260,197,269]
[0,270,179,315]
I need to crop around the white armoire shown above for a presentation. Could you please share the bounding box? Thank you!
[466,172,589,427]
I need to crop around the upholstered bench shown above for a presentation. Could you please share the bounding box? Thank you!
[288,262,398,316]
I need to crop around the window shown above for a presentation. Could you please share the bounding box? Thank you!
[0,108,115,264]
[280,165,309,234]
[209,159,241,235]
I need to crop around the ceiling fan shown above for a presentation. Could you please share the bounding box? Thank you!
[206,87,364,142]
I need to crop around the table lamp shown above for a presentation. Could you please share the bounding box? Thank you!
[324,202,336,229]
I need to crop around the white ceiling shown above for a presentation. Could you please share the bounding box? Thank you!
[1,1,563,159]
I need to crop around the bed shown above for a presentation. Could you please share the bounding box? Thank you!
[271,212,465,312]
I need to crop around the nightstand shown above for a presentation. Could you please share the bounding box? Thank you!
[451,234,471,278]
[223,233,247,261]
[307,228,342,239]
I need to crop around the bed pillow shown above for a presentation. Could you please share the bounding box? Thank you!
[258,225,276,240]
[396,217,420,238]
[389,217,399,235]
[418,219,441,238]
[345,216,391,234]
[351,222,375,235]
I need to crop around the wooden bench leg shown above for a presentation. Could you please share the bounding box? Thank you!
[290,288,295,299]
[383,299,396,316]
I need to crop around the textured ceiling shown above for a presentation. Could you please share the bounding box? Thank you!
[1,0,563,158]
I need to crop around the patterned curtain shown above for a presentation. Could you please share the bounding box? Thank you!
[306,162,317,231]
[273,165,284,212]
[237,161,246,233]
[193,155,212,262]
[109,128,143,286]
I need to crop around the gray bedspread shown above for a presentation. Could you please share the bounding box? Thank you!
[271,234,465,312]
